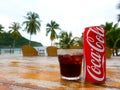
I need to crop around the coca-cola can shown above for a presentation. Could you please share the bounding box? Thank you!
[83,26,106,83]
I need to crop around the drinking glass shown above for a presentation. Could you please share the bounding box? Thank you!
[57,49,83,80]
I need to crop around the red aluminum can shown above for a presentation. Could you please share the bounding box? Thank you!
[83,26,106,83]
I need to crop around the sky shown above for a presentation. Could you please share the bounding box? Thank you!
[0,0,120,46]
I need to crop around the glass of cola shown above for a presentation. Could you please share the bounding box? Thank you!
[57,49,83,80]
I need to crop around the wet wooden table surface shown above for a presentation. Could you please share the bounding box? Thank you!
[0,54,120,90]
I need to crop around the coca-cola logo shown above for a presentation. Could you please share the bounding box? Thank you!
[86,26,105,81]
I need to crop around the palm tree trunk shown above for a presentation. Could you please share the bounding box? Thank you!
[113,49,115,56]
[51,41,52,46]
[29,34,32,46]
[29,40,31,46]
[115,49,119,56]
[11,39,15,54]
[13,39,15,49]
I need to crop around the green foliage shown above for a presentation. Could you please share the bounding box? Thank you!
[0,32,42,48]
[46,20,61,46]
[55,31,83,49]
[55,31,73,49]
[72,36,83,46]
[117,14,120,22]
[0,32,13,47]
[22,11,41,45]
[0,24,5,39]
[102,22,120,55]
[101,22,120,48]
[9,22,21,48]
[101,22,114,32]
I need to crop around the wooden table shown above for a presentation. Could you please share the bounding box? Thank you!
[0,55,120,90]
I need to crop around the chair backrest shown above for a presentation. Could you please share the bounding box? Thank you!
[22,45,38,56]
[46,46,57,56]
[70,46,83,49]
[106,47,113,59]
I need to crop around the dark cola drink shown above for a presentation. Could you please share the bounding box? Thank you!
[58,49,83,80]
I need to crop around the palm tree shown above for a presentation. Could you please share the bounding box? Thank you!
[102,22,120,56]
[117,14,120,23]
[101,22,114,33]
[56,31,73,49]
[101,22,116,48]
[72,36,83,46]
[0,24,4,53]
[22,11,41,46]
[46,20,61,46]
[0,24,4,39]
[9,22,21,48]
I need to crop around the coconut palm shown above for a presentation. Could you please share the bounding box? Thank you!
[46,20,61,46]
[118,14,120,23]
[0,24,4,32]
[0,24,4,39]
[9,22,21,48]
[72,36,83,46]
[22,11,41,46]
[56,31,73,49]
[102,22,120,56]
[101,22,116,48]
[101,22,114,33]
[101,22,118,45]
[0,24,4,53]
